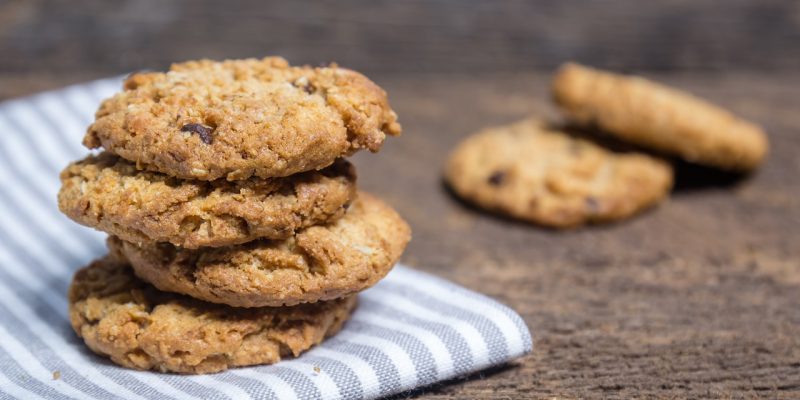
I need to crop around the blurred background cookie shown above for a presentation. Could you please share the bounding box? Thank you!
[445,118,673,228]
[553,62,769,171]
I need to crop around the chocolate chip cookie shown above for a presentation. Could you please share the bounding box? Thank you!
[58,153,356,248]
[552,62,768,171]
[69,256,356,374]
[110,192,411,307]
[84,57,401,180]
[445,118,673,228]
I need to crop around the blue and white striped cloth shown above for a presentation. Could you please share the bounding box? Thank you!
[0,78,532,399]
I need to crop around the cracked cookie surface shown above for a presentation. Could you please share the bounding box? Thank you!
[445,118,673,228]
[58,153,356,248]
[552,62,768,171]
[68,256,356,374]
[84,57,401,180]
[111,192,411,307]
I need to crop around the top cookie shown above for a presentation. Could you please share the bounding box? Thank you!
[552,63,768,171]
[84,57,401,180]
[445,118,673,228]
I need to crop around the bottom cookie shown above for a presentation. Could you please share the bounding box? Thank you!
[68,256,356,374]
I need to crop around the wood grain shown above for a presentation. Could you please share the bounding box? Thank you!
[358,71,800,399]
[2,1,800,398]
[1,0,799,87]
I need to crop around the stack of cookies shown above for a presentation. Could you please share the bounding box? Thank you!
[58,57,411,374]
[446,62,768,228]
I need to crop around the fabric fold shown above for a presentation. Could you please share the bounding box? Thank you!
[0,77,532,400]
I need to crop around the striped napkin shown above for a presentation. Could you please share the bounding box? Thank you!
[0,78,532,400]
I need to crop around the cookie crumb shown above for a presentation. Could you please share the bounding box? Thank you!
[52,371,61,380]
[354,245,375,255]
[313,366,321,374]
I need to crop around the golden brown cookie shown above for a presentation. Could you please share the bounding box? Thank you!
[84,57,401,180]
[445,118,673,228]
[552,62,768,171]
[110,192,411,307]
[68,256,356,374]
[58,153,356,249]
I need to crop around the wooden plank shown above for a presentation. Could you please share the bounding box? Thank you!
[354,71,800,398]
[0,0,799,75]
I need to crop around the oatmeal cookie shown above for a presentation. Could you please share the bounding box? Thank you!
[111,193,411,307]
[84,57,401,180]
[552,62,768,171]
[68,256,356,374]
[58,153,356,248]
[445,118,673,227]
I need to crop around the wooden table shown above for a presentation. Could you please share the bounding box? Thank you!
[358,72,800,399]
[2,1,799,398]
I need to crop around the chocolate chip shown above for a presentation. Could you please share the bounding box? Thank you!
[487,171,506,186]
[181,123,214,144]
[585,196,600,213]
[292,78,316,94]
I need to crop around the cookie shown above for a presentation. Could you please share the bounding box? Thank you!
[445,118,673,228]
[84,57,401,180]
[110,192,411,307]
[552,62,768,171]
[68,256,356,374]
[58,153,356,249]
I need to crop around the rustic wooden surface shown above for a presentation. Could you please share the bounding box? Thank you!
[2,1,800,398]
[365,72,800,399]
